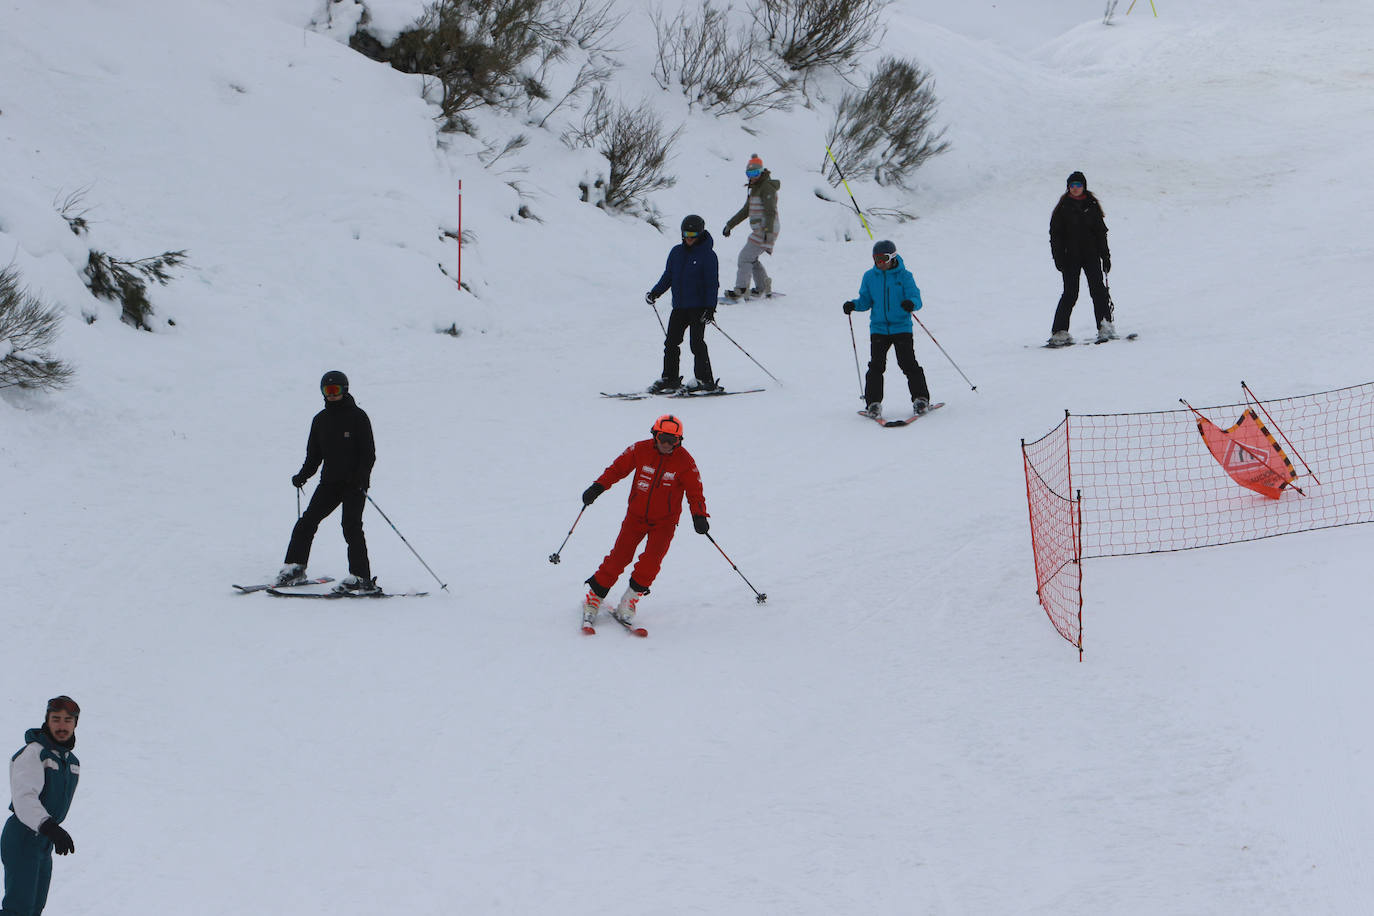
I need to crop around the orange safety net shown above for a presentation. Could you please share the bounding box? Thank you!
[1195,408,1296,500]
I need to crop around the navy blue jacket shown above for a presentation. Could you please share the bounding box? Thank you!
[649,232,719,310]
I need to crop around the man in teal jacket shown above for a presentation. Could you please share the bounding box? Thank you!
[843,240,933,418]
[3,696,80,916]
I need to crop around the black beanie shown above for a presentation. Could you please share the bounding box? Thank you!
[1067,171,1087,189]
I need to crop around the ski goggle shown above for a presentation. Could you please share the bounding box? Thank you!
[874,251,896,263]
[682,230,700,239]
[47,696,80,719]
[655,432,682,447]
[745,168,762,179]
[1068,181,1084,189]
[322,384,344,397]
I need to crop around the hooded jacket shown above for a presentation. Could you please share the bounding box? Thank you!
[595,440,708,526]
[295,393,376,490]
[724,169,781,249]
[649,232,720,310]
[8,726,79,832]
[852,255,923,336]
[1049,192,1110,267]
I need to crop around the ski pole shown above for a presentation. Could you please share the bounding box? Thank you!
[847,312,865,402]
[911,314,978,392]
[295,486,301,520]
[706,319,782,385]
[365,493,449,591]
[648,297,666,334]
[548,505,586,565]
[823,145,874,240]
[705,533,767,604]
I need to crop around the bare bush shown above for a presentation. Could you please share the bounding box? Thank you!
[651,1,795,118]
[84,249,187,331]
[754,0,888,73]
[55,187,92,236]
[375,0,623,132]
[0,267,74,391]
[565,88,681,212]
[526,0,625,128]
[824,56,950,189]
[386,0,546,128]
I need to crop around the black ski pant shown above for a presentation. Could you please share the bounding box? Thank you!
[865,333,929,406]
[1052,258,1112,333]
[662,307,714,384]
[285,480,371,578]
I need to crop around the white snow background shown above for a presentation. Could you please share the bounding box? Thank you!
[2,0,1373,912]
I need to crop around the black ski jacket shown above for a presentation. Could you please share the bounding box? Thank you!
[295,394,375,490]
[1049,193,1110,267]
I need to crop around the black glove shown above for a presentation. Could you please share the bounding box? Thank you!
[698,308,715,325]
[900,299,916,312]
[39,819,74,856]
[1101,254,1111,274]
[721,226,731,238]
[582,483,605,506]
[645,291,658,305]
[692,514,710,535]
[291,473,308,489]
[353,477,370,494]
[842,301,855,315]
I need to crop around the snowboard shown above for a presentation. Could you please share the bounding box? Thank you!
[718,291,785,304]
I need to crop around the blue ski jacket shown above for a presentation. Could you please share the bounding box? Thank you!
[852,255,923,335]
[649,232,720,310]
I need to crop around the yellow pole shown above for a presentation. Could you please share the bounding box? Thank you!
[824,145,875,240]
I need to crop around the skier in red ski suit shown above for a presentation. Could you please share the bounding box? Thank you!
[578,415,709,628]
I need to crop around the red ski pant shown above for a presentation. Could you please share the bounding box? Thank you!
[593,515,678,592]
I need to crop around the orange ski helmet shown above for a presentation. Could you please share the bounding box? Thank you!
[651,414,684,439]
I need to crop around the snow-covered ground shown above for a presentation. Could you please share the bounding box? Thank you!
[2,0,1373,912]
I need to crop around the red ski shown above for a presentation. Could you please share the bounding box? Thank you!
[857,402,945,428]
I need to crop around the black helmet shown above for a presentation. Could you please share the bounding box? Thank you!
[320,370,349,397]
[681,214,706,237]
[872,239,897,257]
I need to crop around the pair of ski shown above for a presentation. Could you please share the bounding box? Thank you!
[858,401,946,428]
[601,387,763,401]
[583,613,648,638]
[1040,332,1139,348]
[232,578,427,599]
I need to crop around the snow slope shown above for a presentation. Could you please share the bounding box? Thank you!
[2,0,1373,912]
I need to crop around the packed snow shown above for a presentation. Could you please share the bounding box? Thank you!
[2,0,1372,912]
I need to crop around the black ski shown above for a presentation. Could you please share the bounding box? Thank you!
[233,576,334,594]
[601,388,764,401]
[265,588,428,599]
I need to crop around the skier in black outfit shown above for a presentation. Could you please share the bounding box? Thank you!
[276,370,378,592]
[644,214,720,394]
[1048,171,1115,346]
